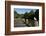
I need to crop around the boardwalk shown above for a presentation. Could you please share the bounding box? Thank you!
[14,18,38,27]
[14,18,27,27]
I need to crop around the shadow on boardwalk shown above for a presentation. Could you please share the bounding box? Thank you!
[14,18,32,27]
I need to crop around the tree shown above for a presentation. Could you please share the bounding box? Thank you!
[14,10,17,15]
[23,12,28,23]
[27,10,35,20]
[14,10,20,18]
[35,9,39,21]
[23,12,28,19]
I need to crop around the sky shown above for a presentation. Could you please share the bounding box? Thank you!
[14,8,37,14]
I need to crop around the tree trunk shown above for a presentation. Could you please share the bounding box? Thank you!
[25,18,26,24]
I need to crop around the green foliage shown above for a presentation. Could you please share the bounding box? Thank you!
[14,10,17,15]
[23,10,35,20]
[14,9,39,20]
[14,11,20,18]
[23,12,28,19]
